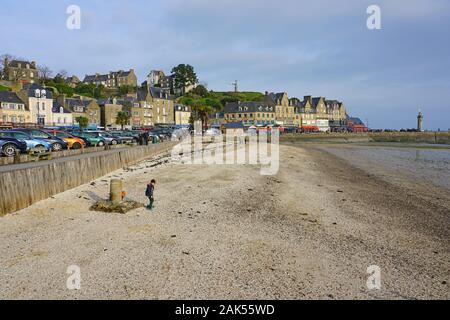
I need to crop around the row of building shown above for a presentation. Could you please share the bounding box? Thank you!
[214,92,364,132]
[1,58,367,132]
[0,83,191,129]
[2,58,195,95]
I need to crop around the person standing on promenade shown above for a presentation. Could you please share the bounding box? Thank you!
[145,179,156,210]
[143,131,150,145]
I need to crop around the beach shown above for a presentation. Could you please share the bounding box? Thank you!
[0,143,449,300]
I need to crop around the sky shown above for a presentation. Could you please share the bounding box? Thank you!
[1,0,449,129]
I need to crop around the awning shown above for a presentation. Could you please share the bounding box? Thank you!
[301,125,319,131]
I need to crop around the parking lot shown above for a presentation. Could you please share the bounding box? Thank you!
[0,126,189,164]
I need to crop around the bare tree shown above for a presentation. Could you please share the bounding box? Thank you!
[0,53,20,80]
[38,65,53,83]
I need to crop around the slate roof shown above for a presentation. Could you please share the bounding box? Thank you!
[223,122,244,129]
[83,74,109,82]
[23,83,53,99]
[52,101,72,114]
[347,117,365,125]
[7,60,36,69]
[149,87,173,100]
[137,89,149,101]
[0,91,25,104]
[224,102,275,113]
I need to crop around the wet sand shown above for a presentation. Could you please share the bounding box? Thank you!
[0,144,449,300]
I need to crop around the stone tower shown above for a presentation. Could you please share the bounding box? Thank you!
[417,110,423,132]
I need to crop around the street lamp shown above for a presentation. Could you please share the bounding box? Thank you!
[34,88,46,126]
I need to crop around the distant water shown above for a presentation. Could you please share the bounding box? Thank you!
[321,144,450,190]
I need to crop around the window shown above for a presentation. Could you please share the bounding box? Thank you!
[14,132,29,139]
[56,132,70,138]
[30,130,48,139]
[60,107,64,114]
[42,102,45,111]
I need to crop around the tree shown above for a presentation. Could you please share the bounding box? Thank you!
[38,65,53,83]
[115,111,130,130]
[118,85,136,96]
[192,84,208,97]
[171,64,198,96]
[75,116,89,131]
[192,103,213,130]
[53,70,68,84]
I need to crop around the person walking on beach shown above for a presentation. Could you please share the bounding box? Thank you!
[145,179,156,210]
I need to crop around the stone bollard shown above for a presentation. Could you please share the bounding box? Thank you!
[13,151,21,164]
[110,179,123,204]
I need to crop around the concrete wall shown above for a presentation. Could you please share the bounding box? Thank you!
[0,144,127,166]
[0,142,176,216]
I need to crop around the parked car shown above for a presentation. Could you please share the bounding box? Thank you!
[15,128,68,151]
[205,128,221,136]
[0,131,52,152]
[89,131,121,145]
[44,130,86,149]
[0,136,28,157]
[108,131,138,144]
[70,131,106,147]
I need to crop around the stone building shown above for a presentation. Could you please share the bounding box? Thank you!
[51,102,73,126]
[83,69,137,89]
[223,101,275,127]
[136,89,154,127]
[56,96,100,127]
[326,100,347,132]
[0,91,31,125]
[3,59,38,84]
[17,84,54,125]
[149,87,174,125]
[311,97,330,132]
[98,98,123,129]
[264,92,295,127]
[120,96,145,128]
[65,75,81,88]
[174,104,191,126]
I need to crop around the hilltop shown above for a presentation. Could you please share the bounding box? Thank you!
[177,90,265,111]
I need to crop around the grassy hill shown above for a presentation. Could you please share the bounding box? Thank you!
[178,90,265,111]
[0,85,11,92]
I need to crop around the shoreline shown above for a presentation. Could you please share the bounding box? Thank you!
[0,144,448,299]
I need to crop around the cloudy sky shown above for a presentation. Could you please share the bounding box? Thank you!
[2,0,449,129]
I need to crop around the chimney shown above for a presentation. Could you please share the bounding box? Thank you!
[31,61,36,68]
[57,94,67,107]
[265,91,268,96]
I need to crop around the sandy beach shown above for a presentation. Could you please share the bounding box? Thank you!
[0,143,448,300]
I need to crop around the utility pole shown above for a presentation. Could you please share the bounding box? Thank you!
[231,80,238,93]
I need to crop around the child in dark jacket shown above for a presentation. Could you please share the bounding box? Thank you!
[145,179,156,210]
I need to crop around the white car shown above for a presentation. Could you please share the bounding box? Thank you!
[205,128,221,136]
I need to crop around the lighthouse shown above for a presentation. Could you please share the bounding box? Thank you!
[417,110,423,132]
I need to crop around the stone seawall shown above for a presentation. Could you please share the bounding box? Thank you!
[0,142,177,216]
[369,132,450,144]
